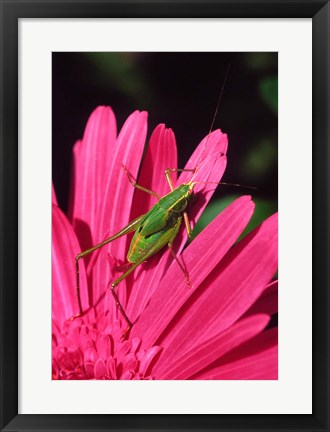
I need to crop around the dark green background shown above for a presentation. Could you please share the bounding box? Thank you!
[52,52,278,238]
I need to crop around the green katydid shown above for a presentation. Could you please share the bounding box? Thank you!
[75,166,203,333]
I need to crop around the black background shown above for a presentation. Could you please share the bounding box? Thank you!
[52,52,278,224]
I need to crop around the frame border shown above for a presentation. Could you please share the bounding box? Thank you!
[1,1,329,431]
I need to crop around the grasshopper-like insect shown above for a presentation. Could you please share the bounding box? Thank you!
[75,66,234,336]
[75,165,206,334]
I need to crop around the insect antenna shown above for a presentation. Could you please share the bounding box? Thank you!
[208,64,231,138]
[192,180,257,191]
[190,63,230,184]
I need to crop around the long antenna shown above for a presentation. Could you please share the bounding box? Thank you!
[190,64,256,192]
[208,63,230,134]
[190,63,231,182]
[193,180,257,191]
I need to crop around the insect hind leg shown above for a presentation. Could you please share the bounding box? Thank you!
[122,164,161,199]
[73,215,145,321]
[109,280,133,338]
[109,260,141,337]
[167,216,191,287]
[168,245,191,288]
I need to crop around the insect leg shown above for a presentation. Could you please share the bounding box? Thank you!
[74,214,145,317]
[183,212,193,239]
[165,167,197,238]
[110,229,177,336]
[109,260,142,336]
[168,245,191,288]
[122,164,161,199]
[165,168,196,191]
[167,216,191,287]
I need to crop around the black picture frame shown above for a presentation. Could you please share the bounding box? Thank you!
[0,1,329,431]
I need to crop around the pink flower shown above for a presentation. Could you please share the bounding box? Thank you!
[52,106,278,380]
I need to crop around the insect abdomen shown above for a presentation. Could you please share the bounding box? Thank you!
[127,206,181,263]
[127,229,167,263]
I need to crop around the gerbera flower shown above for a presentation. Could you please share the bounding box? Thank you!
[52,106,278,380]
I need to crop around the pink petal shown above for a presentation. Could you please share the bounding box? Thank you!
[84,347,98,364]
[122,353,139,371]
[94,359,108,379]
[52,183,58,205]
[130,337,142,354]
[194,328,278,379]
[89,111,148,311]
[96,333,113,360]
[99,110,148,256]
[131,195,255,345]
[106,357,117,379]
[155,213,278,363]
[172,130,229,255]
[115,339,133,364]
[69,107,117,251]
[130,124,178,218]
[52,204,89,322]
[138,346,163,376]
[178,129,228,187]
[243,280,278,317]
[55,345,83,371]
[155,314,270,380]
[120,370,134,380]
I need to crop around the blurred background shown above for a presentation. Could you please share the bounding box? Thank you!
[52,52,277,239]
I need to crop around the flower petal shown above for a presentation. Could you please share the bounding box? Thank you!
[243,280,278,317]
[154,213,278,363]
[131,195,255,345]
[69,107,117,251]
[193,328,278,379]
[94,359,108,379]
[174,130,229,253]
[138,346,163,377]
[90,111,148,311]
[52,204,89,322]
[177,129,228,187]
[155,314,270,380]
[52,183,58,205]
[130,124,178,218]
[96,333,113,360]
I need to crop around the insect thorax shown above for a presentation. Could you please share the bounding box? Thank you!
[158,183,192,213]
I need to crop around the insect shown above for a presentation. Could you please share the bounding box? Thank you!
[74,66,235,336]
[75,166,204,331]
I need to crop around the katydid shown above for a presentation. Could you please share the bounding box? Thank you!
[75,166,199,334]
